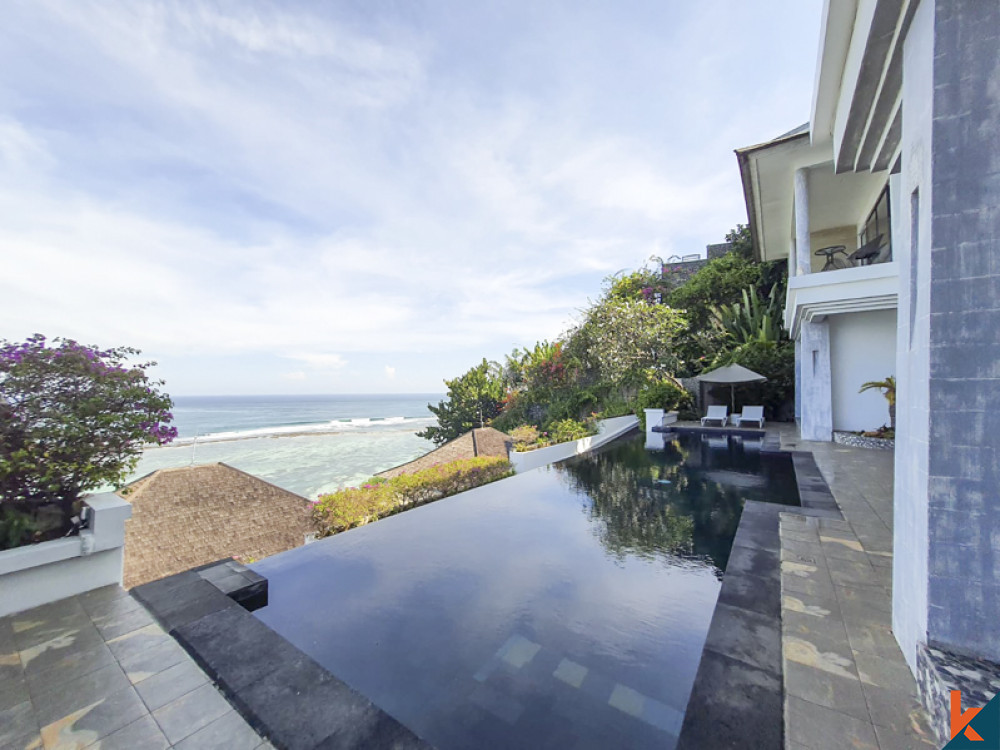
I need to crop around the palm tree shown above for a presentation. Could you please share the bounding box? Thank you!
[859,376,896,431]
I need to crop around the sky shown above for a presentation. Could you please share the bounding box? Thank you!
[0,1,822,396]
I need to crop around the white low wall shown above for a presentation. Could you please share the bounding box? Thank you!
[0,492,132,617]
[509,415,639,473]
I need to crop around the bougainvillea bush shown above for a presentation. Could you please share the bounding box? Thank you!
[313,456,513,537]
[0,334,176,549]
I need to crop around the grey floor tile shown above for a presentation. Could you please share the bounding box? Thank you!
[862,683,934,739]
[0,674,29,712]
[15,617,103,664]
[77,586,131,612]
[32,661,130,728]
[153,681,233,745]
[80,591,143,622]
[843,620,903,660]
[91,604,155,641]
[39,685,147,750]
[106,623,169,662]
[117,637,188,683]
[784,661,870,722]
[173,709,263,750]
[83,714,170,750]
[23,641,118,693]
[786,695,878,750]
[0,700,40,750]
[135,659,209,711]
[872,721,939,750]
[854,652,918,691]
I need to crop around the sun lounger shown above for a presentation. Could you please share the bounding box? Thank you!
[734,405,765,428]
[700,405,728,426]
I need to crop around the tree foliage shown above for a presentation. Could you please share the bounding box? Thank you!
[0,334,176,545]
[425,223,796,444]
[567,299,687,388]
[418,359,505,446]
[712,286,786,344]
[666,250,763,330]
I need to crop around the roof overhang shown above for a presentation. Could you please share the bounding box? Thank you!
[737,128,889,264]
[812,0,915,172]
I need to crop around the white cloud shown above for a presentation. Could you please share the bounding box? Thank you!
[385,366,396,379]
[0,1,823,392]
[282,371,307,381]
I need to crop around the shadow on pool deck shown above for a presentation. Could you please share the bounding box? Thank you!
[679,426,936,749]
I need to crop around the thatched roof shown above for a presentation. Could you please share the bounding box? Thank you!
[118,463,314,588]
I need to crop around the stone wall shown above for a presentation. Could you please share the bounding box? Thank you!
[923,0,1000,661]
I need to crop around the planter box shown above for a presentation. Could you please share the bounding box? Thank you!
[832,430,895,451]
[509,416,639,473]
[0,493,132,617]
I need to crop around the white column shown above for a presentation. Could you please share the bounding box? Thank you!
[799,319,832,441]
[794,168,811,275]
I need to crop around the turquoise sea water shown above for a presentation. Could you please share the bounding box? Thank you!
[127,394,441,499]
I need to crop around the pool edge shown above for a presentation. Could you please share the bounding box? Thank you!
[675,450,843,749]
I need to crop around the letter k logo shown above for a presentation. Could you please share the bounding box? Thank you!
[953,691,984,741]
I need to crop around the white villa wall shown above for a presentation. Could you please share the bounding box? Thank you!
[892,0,934,673]
[829,309,897,432]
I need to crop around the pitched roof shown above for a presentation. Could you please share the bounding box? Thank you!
[376,427,512,479]
[118,463,314,589]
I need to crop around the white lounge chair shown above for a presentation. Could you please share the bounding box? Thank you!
[735,405,765,428]
[700,405,728,426]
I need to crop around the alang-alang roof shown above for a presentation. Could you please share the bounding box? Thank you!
[117,462,314,589]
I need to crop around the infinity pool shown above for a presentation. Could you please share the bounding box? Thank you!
[252,431,799,749]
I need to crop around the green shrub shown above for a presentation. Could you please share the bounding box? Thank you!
[634,378,693,428]
[548,418,595,444]
[509,425,540,451]
[313,456,513,536]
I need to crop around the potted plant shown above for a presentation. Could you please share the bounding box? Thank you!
[859,376,896,431]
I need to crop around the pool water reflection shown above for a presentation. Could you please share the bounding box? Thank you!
[251,432,799,750]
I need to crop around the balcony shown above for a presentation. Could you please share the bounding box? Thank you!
[784,261,899,338]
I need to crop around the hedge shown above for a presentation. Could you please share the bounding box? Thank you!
[312,456,513,536]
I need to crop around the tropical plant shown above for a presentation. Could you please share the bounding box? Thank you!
[634,378,693,429]
[712,286,785,344]
[313,456,513,536]
[419,359,506,445]
[0,334,176,547]
[859,376,896,430]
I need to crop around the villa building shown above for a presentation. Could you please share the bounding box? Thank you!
[738,0,999,712]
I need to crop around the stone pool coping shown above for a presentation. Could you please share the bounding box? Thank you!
[676,449,842,750]
[133,559,431,750]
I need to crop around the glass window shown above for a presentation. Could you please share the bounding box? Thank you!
[860,186,892,262]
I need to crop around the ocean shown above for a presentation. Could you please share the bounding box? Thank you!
[127,394,441,499]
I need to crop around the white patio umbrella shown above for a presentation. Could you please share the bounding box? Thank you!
[696,363,768,413]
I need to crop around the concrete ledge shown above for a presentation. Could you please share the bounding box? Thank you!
[0,492,132,617]
[509,415,638,473]
[135,563,432,749]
